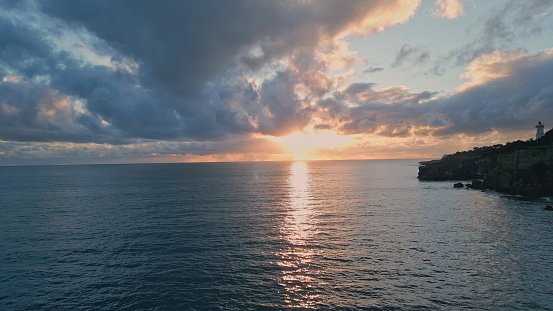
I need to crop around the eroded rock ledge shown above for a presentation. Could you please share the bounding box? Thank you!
[418,130,553,197]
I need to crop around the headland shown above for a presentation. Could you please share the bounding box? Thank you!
[418,129,553,197]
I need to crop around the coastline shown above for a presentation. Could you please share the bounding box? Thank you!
[418,129,553,197]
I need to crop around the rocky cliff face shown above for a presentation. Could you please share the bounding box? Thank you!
[485,146,553,196]
[418,139,553,197]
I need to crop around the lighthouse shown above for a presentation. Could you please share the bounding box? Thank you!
[536,121,545,140]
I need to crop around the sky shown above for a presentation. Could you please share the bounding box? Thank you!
[1,0,553,165]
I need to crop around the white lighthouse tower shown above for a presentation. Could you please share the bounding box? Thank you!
[536,121,545,140]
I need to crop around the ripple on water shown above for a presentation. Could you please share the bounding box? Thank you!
[1,161,553,310]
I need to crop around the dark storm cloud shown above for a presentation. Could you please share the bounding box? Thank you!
[256,71,312,136]
[0,81,82,142]
[0,15,185,143]
[38,0,416,96]
[431,0,553,75]
[0,0,418,144]
[0,17,55,78]
[3,0,551,156]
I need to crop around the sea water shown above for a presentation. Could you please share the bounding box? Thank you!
[1,160,552,310]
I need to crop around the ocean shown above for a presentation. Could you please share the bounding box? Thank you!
[1,160,552,310]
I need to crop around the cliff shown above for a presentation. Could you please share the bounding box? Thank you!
[418,129,553,197]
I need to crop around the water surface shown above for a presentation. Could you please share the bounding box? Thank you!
[1,160,552,310]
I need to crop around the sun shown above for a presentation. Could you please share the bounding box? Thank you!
[268,128,352,160]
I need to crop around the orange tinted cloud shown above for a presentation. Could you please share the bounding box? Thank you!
[432,0,466,19]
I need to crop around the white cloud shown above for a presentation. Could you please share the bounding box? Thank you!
[432,0,466,19]
[458,49,529,91]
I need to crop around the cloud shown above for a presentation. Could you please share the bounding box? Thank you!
[433,48,553,135]
[457,49,528,91]
[343,83,435,105]
[432,0,467,19]
[310,83,438,137]
[3,1,552,163]
[392,44,430,67]
[431,0,553,75]
[0,136,288,165]
[39,0,420,95]
[0,0,421,148]
[314,48,553,139]
[363,67,385,74]
[0,80,94,143]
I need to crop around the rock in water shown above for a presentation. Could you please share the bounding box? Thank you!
[470,179,484,189]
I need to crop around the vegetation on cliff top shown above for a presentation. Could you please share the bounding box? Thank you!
[421,128,553,165]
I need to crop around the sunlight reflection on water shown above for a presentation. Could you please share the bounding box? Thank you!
[277,161,322,308]
[2,161,552,310]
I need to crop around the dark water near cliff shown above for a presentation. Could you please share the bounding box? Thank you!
[1,160,552,310]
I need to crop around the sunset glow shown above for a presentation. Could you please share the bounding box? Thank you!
[1,1,552,165]
[268,129,353,160]
[3,2,553,310]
